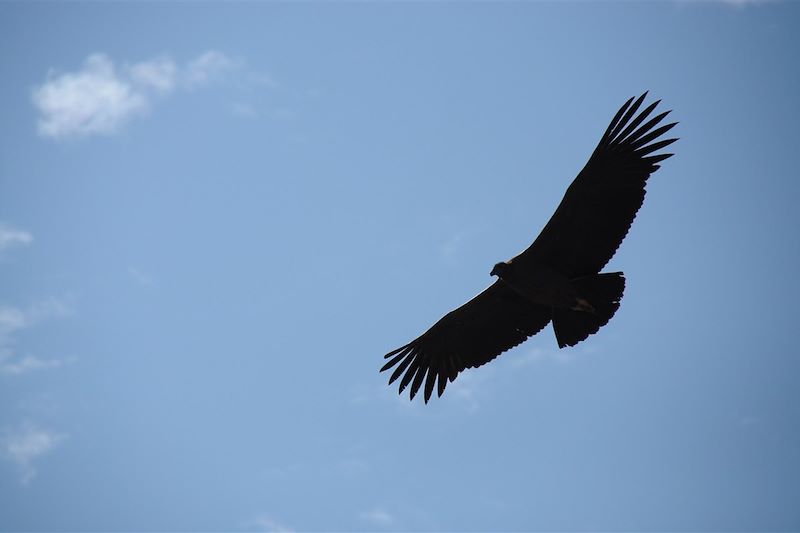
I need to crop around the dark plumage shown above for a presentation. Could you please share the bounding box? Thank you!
[381,92,678,403]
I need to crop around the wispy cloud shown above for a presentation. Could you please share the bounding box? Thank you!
[508,345,576,368]
[438,231,467,264]
[677,0,775,7]
[32,50,250,139]
[1,355,63,375]
[0,223,33,254]
[446,367,491,413]
[185,50,242,88]
[2,421,66,485]
[717,0,773,5]
[247,515,293,533]
[128,55,177,93]
[127,266,154,287]
[359,507,396,528]
[0,299,72,376]
[231,101,259,119]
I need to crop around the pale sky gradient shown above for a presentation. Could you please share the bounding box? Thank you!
[1,2,799,531]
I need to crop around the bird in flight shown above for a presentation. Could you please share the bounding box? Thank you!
[381,92,677,403]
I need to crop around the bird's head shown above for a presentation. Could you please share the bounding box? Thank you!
[490,261,510,278]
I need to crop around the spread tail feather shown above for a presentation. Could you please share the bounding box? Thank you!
[552,272,625,348]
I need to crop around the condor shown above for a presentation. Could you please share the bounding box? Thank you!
[381,92,678,403]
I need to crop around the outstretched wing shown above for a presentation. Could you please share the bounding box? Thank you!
[511,92,678,278]
[381,281,552,403]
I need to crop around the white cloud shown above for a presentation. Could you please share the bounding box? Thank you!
[32,50,250,140]
[0,299,72,376]
[2,421,66,485]
[359,508,395,528]
[0,223,33,253]
[32,54,148,139]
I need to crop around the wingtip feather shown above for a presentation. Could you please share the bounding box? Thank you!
[398,355,421,393]
[601,95,636,142]
[437,370,448,397]
[607,93,647,141]
[424,368,437,403]
[384,344,409,359]
[380,347,411,373]
[409,371,424,401]
[388,352,415,385]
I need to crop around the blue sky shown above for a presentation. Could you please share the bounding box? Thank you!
[1,1,799,531]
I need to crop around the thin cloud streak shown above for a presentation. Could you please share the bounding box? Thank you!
[0,223,33,253]
[508,345,576,368]
[1,355,63,375]
[439,231,467,264]
[247,515,294,533]
[677,0,776,7]
[717,0,773,5]
[359,507,395,528]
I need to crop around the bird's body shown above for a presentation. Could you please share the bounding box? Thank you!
[381,92,677,403]
[492,261,583,310]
